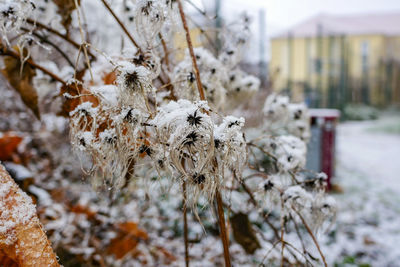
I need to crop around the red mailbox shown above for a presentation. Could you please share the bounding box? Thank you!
[306,109,340,190]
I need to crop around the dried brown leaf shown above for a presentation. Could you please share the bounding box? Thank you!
[230,212,261,254]
[0,133,23,161]
[1,51,40,119]
[53,0,80,33]
[107,222,148,259]
[0,164,59,266]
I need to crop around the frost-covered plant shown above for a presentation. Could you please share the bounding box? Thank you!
[0,0,35,44]
[263,93,311,141]
[0,1,335,266]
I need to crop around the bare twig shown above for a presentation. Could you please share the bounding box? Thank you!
[232,173,280,239]
[294,208,328,267]
[21,28,75,67]
[177,0,205,100]
[26,18,96,59]
[280,200,285,267]
[159,33,170,71]
[74,0,93,81]
[182,181,190,267]
[100,0,142,53]
[158,33,177,100]
[177,3,230,265]
[215,189,231,267]
[0,42,67,85]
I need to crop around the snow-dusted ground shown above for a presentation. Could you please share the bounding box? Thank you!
[322,114,400,266]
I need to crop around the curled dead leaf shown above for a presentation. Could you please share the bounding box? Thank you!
[230,212,261,254]
[107,221,148,260]
[0,164,59,266]
[1,49,40,119]
[0,132,23,161]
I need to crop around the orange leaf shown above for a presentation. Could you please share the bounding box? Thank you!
[0,133,23,161]
[155,246,177,263]
[59,83,99,117]
[70,204,96,219]
[107,222,148,259]
[0,165,59,266]
[0,250,18,267]
[102,71,117,85]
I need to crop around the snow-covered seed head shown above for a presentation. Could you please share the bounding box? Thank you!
[214,116,247,173]
[283,185,312,213]
[133,0,166,47]
[0,0,36,44]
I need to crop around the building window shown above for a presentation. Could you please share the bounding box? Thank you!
[361,41,369,73]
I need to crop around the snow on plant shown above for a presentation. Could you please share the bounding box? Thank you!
[0,0,336,266]
[172,47,227,108]
[0,0,35,44]
[263,93,311,141]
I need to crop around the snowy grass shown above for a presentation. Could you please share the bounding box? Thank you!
[366,113,400,135]
[321,114,400,266]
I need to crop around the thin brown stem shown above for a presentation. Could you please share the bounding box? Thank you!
[178,2,228,265]
[177,0,205,101]
[157,35,177,101]
[182,181,190,267]
[290,214,307,255]
[100,0,142,53]
[0,43,67,85]
[215,190,231,267]
[294,208,328,267]
[232,173,280,239]
[26,18,96,59]
[21,28,74,67]
[280,201,285,267]
[159,33,170,71]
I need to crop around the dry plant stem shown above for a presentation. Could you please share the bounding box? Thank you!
[178,1,229,265]
[215,190,231,267]
[25,18,96,59]
[232,173,280,239]
[74,0,93,81]
[100,0,142,53]
[182,181,190,267]
[21,28,74,67]
[294,209,328,267]
[177,0,205,100]
[157,34,177,100]
[280,201,285,267]
[159,33,170,71]
[290,214,307,255]
[0,42,67,85]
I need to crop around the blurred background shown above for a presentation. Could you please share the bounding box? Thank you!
[189,0,400,111]
[184,0,400,265]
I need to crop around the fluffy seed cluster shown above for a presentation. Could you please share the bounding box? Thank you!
[172,48,227,108]
[132,0,167,48]
[225,68,260,107]
[150,100,246,205]
[69,62,247,205]
[251,93,336,233]
[172,47,260,110]
[263,93,311,141]
[0,0,35,44]
[218,13,252,68]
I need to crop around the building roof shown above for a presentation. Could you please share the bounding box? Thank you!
[274,11,400,39]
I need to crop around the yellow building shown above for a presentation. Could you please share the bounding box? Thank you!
[270,12,400,108]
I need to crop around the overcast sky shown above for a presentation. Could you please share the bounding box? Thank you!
[189,0,400,62]
[221,0,400,34]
